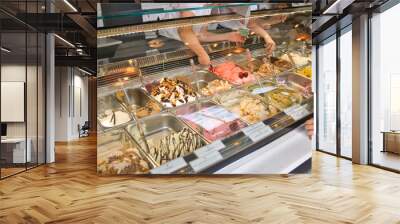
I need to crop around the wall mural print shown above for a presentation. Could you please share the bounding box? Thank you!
[96,3,313,175]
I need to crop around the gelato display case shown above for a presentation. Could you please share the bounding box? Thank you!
[97,3,313,174]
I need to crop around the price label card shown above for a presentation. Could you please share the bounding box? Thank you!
[251,86,276,95]
[189,151,223,172]
[181,106,238,131]
[242,122,274,142]
[150,157,187,174]
[284,104,309,121]
[194,140,225,158]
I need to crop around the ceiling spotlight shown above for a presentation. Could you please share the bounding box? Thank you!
[1,47,11,53]
[63,0,78,12]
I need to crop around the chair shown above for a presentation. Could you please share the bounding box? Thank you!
[78,121,90,138]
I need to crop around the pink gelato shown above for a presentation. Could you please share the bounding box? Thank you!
[210,62,256,85]
[184,119,246,142]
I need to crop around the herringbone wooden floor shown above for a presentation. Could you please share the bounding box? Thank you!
[1,136,400,224]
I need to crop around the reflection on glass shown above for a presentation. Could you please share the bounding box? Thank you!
[318,36,337,154]
[371,4,400,171]
[0,1,47,178]
[340,28,352,158]
[1,31,27,177]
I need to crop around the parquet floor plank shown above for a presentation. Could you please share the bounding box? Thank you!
[0,135,400,223]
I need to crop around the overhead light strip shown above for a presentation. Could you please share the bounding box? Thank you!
[63,0,78,12]
[78,67,93,76]
[54,34,75,48]
[323,0,355,15]
[1,47,11,53]
[323,0,342,14]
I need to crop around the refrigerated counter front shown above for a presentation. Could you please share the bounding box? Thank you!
[97,3,313,174]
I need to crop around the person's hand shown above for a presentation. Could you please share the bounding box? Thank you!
[305,118,314,139]
[268,15,287,25]
[226,32,245,43]
[262,24,272,30]
[259,15,287,29]
[277,15,287,23]
[264,36,276,56]
[198,52,210,66]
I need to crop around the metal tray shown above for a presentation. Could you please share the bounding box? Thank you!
[261,87,304,111]
[209,61,256,86]
[293,65,312,80]
[243,80,276,93]
[212,89,280,125]
[125,113,207,166]
[276,72,312,94]
[124,87,163,118]
[238,56,293,76]
[174,70,228,95]
[97,128,156,175]
[143,76,199,108]
[97,92,132,129]
[173,100,248,142]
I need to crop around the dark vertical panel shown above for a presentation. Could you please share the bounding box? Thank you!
[36,0,39,167]
[336,27,341,157]
[367,11,373,165]
[72,68,75,118]
[44,16,47,165]
[25,0,28,171]
[43,1,50,163]
[315,45,319,150]
[0,17,2,179]
[59,68,62,117]
[88,77,97,133]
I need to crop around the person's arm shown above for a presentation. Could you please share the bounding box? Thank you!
[305,118,314,139]
[258,15,287,28]
[198,26,244,43]
[177,11,210,65]
[247,18,276,56]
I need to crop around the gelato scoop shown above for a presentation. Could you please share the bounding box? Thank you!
[211,61,256,85]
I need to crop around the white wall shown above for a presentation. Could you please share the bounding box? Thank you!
[0,65,37,138]
[55,67,69,141]
[54,67,89,141]
[1,63,46,164]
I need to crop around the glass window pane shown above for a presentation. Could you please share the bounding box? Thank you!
[339,28,352,158]
[371,4,400,171]
[1,28,28,177]
[317,36,337,154]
